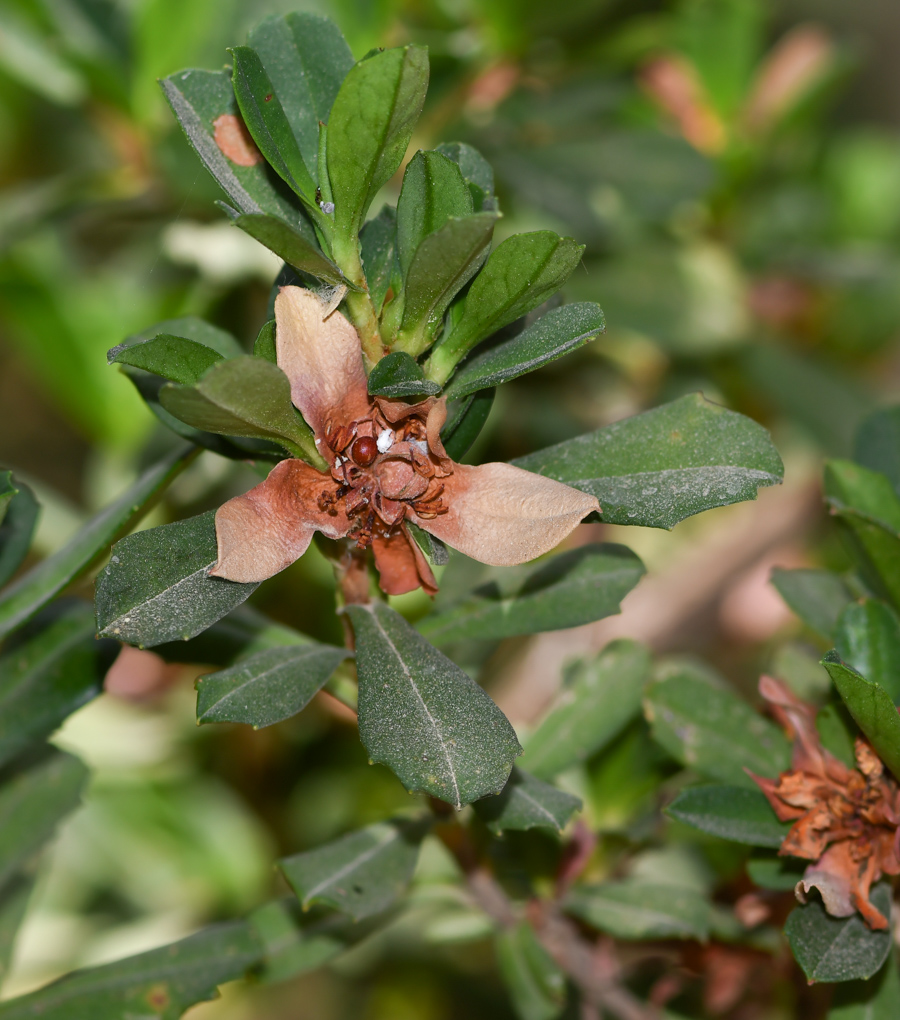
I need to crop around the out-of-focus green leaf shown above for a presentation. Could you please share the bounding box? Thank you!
[419,545,644,645]
[0,476,13,526]
[746,854,807,891]
[835,600,900,704]
[253,320,277,363]
[0,602,114,769]
[233,213,351,286]
[327,46,429,243]
[666,785,791,848]
[817,703,857,767]
[0,750,87,890]
[159,356,320,463]
[644,668,791,786]
[0,920,263,1019]
[522,640,651,780]
[514,394,784,529]
[785,882,892,983]
[360,206,398,314]
[366,352,439,399]
[495,921,566,1020]
[96,511,258,648]
[446,303,605,399]
[153,606,308,667]
[829,952,900,1018]
[854,406,900,495]
[347,602,521,808]
[0,447,196,640]
[108,334,224,385]
[821,652,900,782]
[565,880,710,941]
[440,389,494,461]
[770,568,854,642]
[474,769,580,835]
[196,644,349,728]
[279,819,429,921]
[427,231,585,381]
[436,142,497,211]
[0,477,38,590]
[0,876,34,991]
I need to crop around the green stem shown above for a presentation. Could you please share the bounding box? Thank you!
[331,237,383,369]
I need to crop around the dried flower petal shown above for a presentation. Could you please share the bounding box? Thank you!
[372,527,437,596]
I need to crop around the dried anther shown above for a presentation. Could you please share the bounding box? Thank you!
[749,676,900,930]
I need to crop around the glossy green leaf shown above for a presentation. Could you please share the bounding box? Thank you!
[0,602,114,768]
[0,476,38,590]
[159,356,320,463]
[395,213,498,353]
[366,352,440,399]
[0,920,263,1019]
[234,213,351,287]
[644,668,791,786]
[397,151,473,280]
[0,447,196,641]
[436,141,497,211]
[822,652,900,782]
[347,601,521,808]
[746,854,807,891]
[279,818,429,921]
[495,922,566,1020]
[565,879,710,941]
[327,46,429,241]
[419,545,645,645]
[474,768,581,835]
[96,510,258,648]
[440,389,494,461]
[785,882,892,984]
[196,643,349,728]
[0,750,87,890]
[666,785,791,847]
[829,952,900,1018]
[835,600,900,703]
[446,302,606,399]
[521,640,651,779]
[770,568,854,641]
[427,231,585,382]
[107,334,224,385]
[359,206,398,315]
[514,394,784,530]
[854,405,900,495]
[230,45,316,202]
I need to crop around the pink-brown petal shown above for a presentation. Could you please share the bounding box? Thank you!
[415,462,599,566]
[210,459,350,583]
[372,527,437,596]
[274,287,371,443]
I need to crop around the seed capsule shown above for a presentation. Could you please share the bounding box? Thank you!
[351,435,378,466]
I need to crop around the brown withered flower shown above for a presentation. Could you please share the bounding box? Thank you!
[209,287,600,596]
[749,675,900,930]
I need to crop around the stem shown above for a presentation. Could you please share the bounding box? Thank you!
[330,236,384,369]
[323,662,358,712]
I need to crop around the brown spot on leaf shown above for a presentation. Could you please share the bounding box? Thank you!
[213,114,264,166]
[146,984,170,1011]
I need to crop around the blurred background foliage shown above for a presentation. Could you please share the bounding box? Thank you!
[2,0,900,1016]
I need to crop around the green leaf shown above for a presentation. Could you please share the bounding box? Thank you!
[0,602,113,769]
[0,920,263,1019]
[360,206,398,315]
[520,640,651,780]
[822,652,900,782]
[829,952,900,1018]
[328,46,429,241]
[665,785,791,848]
[445,302,606,399]
[817,703,858,767]
[835,600,900,704]
[397,151,473,280]
[233,213,351,287]
[95,511,258,648]
[230,45,317,202]
[746,854,807,891]
[0,475,14,526]
[395,213,498,353]
[279,818,429,921]
[854,406,900,495]
[0,477,39,590]
[160,68,310,225]
[436,142,497,212]
[0,447,196,641]
[565,879,710,941]
[366,352,440,399]
[440,389,494,461]
[153,606,309,667]
[495,922,566,1020]
[514,394,784,530]
[474,768,581,835]
[426,231,585,382]
[249,13,354,176]
[0,750,87,890]
[644,668,791,786]
[770,568,854,642]
[784,882,892,983]
[124,317,245,359]
[419,545,645,645]
[0,876,34,991]
[107,334,225,385]
[196,643,349,728]
[347,601,521,808]
[253,319,277,363]
[159,356,320,463]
